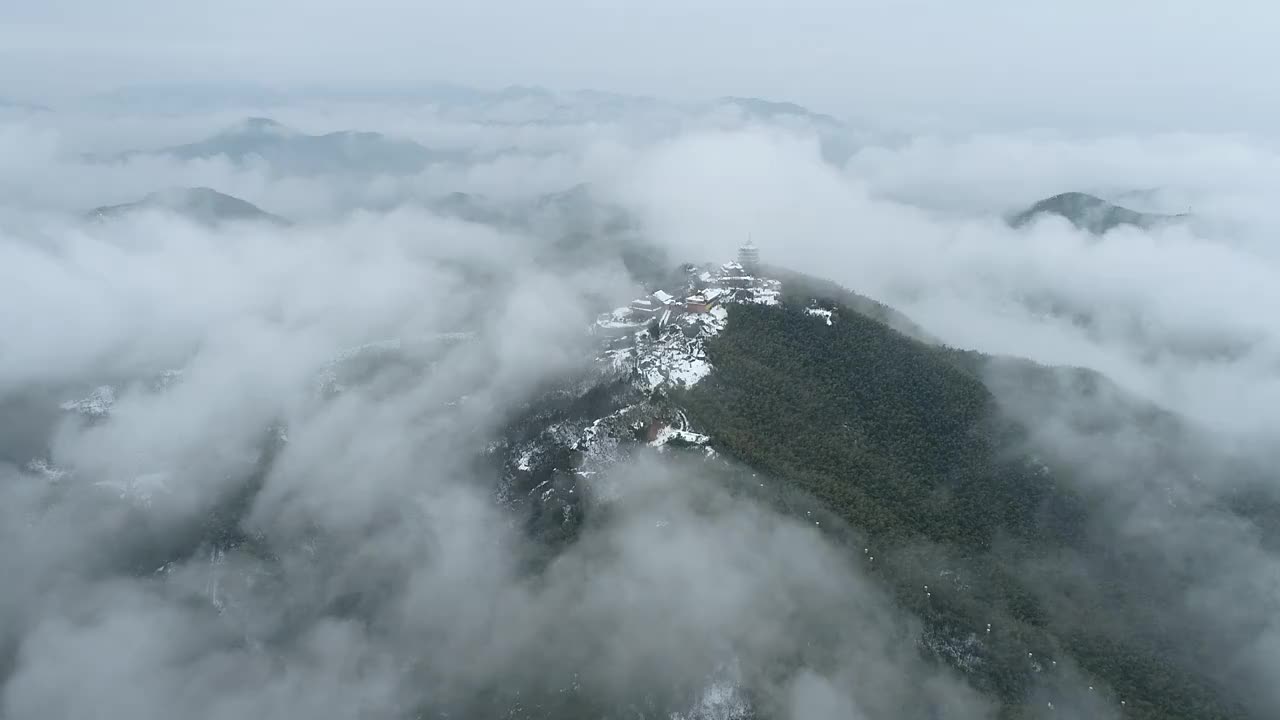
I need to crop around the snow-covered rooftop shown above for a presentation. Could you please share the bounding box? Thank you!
[595,257,768,394]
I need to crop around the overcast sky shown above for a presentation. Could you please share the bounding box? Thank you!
[3,1,1280,131]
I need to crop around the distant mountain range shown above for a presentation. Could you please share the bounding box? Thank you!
[1010,191,1187,234]
[75,86,867,170]
[87,187,289,227]
[100,117,470,175]
[89,82,846,125]
[83,82,862,152]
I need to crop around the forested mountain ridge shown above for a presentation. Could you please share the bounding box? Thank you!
[675,279,1257,720]
[15,255,1270,719]
[476,258,1263,718]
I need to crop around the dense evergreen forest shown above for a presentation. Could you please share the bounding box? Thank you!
[680,293,1250,720]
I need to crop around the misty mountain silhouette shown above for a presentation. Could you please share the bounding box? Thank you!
[719,96,843,127]
[430,183,629,234]
[0,97,52,113]
[716,96,859,166]
[1010,191,1186,234]
[429,183,665,285]
[113,117,469,175]
[87,187,290,227]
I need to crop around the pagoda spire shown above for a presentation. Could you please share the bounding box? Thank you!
[737,236,760,274]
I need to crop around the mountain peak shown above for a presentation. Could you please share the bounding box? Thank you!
[227,116,294,136]
[1010,191,1185,234]
[718,96,842,127]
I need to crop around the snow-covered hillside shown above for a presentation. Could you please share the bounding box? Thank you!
[596,260,783,394]
[496,257,803,520]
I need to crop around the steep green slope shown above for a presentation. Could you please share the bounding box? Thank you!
[681,300,1246,720]
[680,302,1089,555]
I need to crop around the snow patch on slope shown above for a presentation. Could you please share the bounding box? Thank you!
[60,385,115,419]
[649,425,710,449]
[24,458,68,483]
[804,307,834,325]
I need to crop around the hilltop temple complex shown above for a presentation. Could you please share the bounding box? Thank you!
[595,241,780,336]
